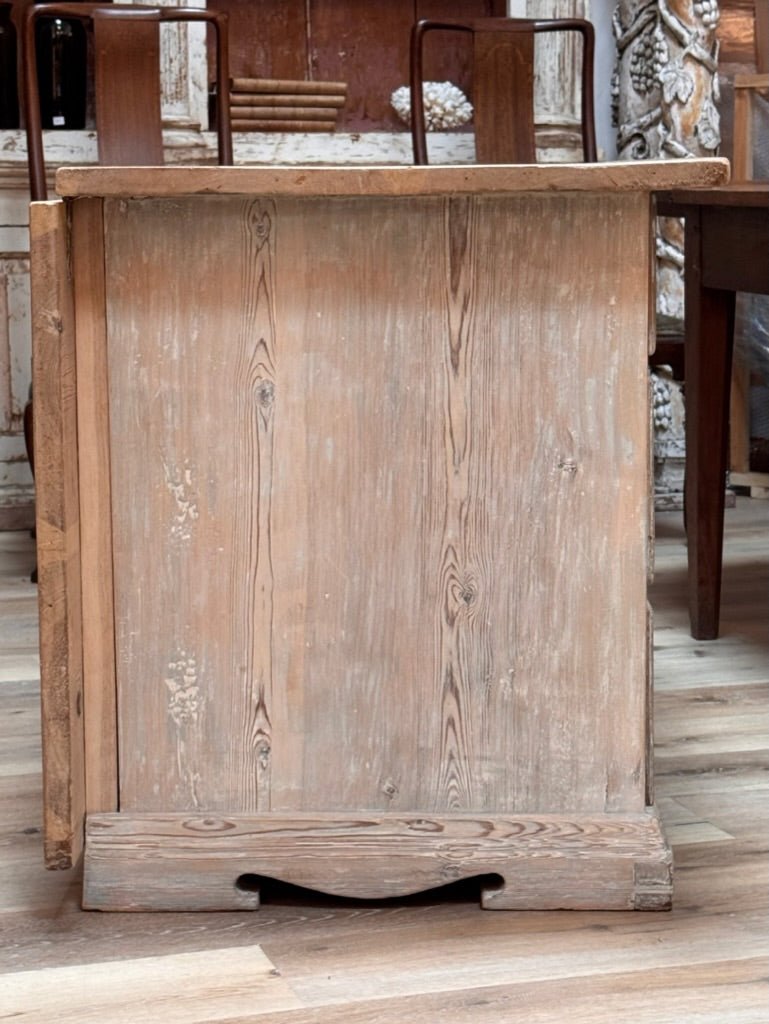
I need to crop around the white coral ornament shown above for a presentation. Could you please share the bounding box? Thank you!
[391,81,473,130]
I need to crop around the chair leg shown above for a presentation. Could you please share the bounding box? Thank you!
[24,398,34,479]
[684,285,735,640]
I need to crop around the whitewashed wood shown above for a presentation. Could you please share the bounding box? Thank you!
[103,190,651,827]
[0,257,33,528]
[54,175,674,910]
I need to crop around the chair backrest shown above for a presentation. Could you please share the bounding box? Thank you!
[22,2,233,200]
[732,73,769,182]
[410,17,596,165]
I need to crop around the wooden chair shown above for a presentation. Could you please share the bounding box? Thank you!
[409,17,596,165]
[21,2,233,201]
[728,72,769,489]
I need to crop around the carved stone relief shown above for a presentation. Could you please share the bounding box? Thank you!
[613,0,721,318]
[614,1,721,506]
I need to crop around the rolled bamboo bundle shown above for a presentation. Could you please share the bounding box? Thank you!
[231,119,338,133]
[231,78,347,96]
[228,78,347,133]
[230,93,346,108]
[230,107,340,121]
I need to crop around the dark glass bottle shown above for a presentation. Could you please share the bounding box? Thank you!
[35,10,87,129]
[0,3,19,129]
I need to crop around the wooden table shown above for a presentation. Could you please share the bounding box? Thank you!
[32,160,727,912]
[657,184,769,640]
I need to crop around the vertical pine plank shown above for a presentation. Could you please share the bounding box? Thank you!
[106,197,281,813]
[229,200,277,812]
[30,200,84,868]
[268,195,448,813]
[71,198,118,815]
[106,189,651,821]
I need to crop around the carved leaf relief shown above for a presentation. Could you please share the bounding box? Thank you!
[696,98,721,151]
[659,63,694,106]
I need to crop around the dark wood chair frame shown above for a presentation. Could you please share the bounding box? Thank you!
[22,2,233,202]
[410,17,597,165]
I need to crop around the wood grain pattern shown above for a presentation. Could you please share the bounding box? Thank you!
[82,809,672,911]
[229,200,277,812]
[80,179,663,906]
[29,201,83,869]
[54,159,730,199]
[100,188,649,819]
[70,198,118,816]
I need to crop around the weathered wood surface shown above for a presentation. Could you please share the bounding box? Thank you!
[29,201,84,870]
[83,810,672,912]
[105,191,651,828]
[54,158,730,198]
[70,199,118,816]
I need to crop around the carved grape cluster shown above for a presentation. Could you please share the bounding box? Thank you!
[629,30,667,95]
[651,373,673,434]
[651,31,668,77]
[693,0,720,29]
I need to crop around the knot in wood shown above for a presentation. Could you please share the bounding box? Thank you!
[183,817,236,833]
[256,380,275,408]
[381,778,399,799]
[247,205,272,250]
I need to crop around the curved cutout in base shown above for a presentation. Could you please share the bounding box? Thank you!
[83,809,672,912]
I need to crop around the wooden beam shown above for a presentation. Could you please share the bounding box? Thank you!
[30,200,84,870]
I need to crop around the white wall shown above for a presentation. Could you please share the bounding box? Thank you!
[590,0,618,159]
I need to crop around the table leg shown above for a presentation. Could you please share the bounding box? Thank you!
[684,208,736,639]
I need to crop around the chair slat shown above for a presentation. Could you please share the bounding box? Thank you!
[93,11,164,166]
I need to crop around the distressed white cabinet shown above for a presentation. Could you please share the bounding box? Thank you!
[0,189,32,530]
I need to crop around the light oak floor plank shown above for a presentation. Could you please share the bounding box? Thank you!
[0,946,302,1023]
[0,496,767,1022]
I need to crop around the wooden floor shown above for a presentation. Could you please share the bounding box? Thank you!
[0,499,767,1022]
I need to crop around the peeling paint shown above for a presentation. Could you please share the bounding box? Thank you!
[162,457,199,541]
